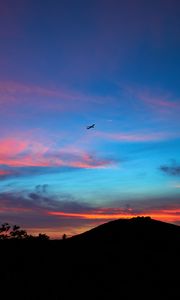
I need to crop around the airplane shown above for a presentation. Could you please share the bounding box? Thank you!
[86,124,95,130]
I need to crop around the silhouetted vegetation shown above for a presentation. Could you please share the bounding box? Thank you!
[37,233,50,240]
[62,233,67,240]
[0,223,49,240]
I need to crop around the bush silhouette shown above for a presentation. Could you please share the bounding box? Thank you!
[37,233,49,240]
[0,223,50,240]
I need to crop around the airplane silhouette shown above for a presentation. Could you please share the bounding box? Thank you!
[86,124,95,129]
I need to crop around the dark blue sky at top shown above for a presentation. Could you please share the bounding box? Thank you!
[0,0,180,237]
[1,0,180,91]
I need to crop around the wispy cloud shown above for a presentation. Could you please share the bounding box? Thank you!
[125,86,180,118]
[138,90,180,109]
[0,80,114,114]
[0,80,79,100]
[0,135,114,171]
[93,130,175,142]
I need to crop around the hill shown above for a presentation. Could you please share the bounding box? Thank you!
[69,216,180,243]
[0,217,180,299]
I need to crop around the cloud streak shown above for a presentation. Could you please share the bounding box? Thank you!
[0,190,180,238]
[138,90,180,110]
[0,80,115,114]
[125,86,180,119]
[94,130,176,142]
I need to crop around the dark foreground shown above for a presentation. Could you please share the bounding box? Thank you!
[0,217,180,299]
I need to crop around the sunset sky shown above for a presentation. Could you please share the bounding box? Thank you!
[0,0,180,238]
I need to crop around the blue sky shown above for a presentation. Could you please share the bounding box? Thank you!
[0,0,180,237]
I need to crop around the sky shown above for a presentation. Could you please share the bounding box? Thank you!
[0,0,180,238]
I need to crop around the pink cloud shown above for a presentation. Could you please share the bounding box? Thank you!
[0,138,27,156]
[0,206,30,214]
[93,130,175,142]
[0,170,13,176]
[0,137,50,167]
[0,80,113,113]
[0,81,83,111]
[138,90,180,109]
[0,81,77,99]
[0,136,112,169]
[125,86,180,118]
[0,80,110,103]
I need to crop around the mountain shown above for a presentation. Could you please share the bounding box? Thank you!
[67,216,180,269]
[69,216,180,243]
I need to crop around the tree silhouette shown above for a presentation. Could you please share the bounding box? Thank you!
[10,227,28,239]
[62,233,67,240]
[0,223,11,239]
[0,223,50,240]
[0,223,11,233]
[37,233,49,240]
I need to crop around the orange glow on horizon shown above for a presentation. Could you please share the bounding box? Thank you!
[26,210,180,238]
[48,209,180,223]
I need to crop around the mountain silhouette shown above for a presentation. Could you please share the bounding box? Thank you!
[69,216,180,243]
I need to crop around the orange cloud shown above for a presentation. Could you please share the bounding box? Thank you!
[48,207,180,224]
[46,210,180,238]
